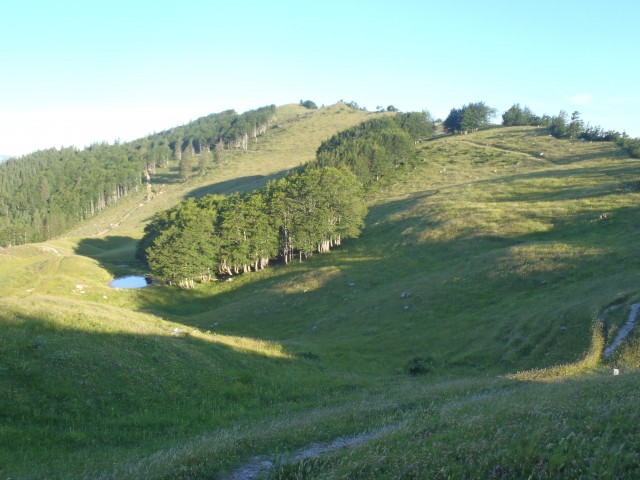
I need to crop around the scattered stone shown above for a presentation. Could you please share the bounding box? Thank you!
[403,305,410,310]
[400,291,411,299]
[613,368,620,376]
[172,328,187,337]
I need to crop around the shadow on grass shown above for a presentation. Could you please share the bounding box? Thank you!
[74,235,144,277]
[73,178,640,381]
[0,306,330,478]
[186,168,296,200]
[546,143,628,165]
[150,170,181,186]
[186,174,268,198]
[488,164,638,203]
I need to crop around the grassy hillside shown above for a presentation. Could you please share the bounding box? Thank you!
[67,103,377,239]
[2,116,640,479]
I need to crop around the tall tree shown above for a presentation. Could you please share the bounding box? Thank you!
[180,140,194,181]
[549,110,569,138]
[568,111,584,139]
[502,104,539,126]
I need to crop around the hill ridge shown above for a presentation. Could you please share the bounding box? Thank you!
[2,121,640,478]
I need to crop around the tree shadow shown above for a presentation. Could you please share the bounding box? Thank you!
[185,168,296,199]
[73,175,640,380]
[0,308,320,478]
[151,170,181,186]
[488,164,638,203]
[74,235,143,277]
[547,145,628,165]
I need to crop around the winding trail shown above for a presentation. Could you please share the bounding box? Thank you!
[603,303,640,359]
[221,425,396,480]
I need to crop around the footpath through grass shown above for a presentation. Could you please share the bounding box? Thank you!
[2,125,640,478]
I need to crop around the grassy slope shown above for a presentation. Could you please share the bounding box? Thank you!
[2,117,640,479]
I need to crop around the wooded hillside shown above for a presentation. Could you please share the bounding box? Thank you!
[137,110,435,287]
[0,106,275,247]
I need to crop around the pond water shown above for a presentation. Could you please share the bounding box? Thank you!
[109,275,154,289]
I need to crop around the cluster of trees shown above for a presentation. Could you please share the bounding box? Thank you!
[155,104,276,155]
[546,110,640,157]
[501,104,545,127]
[0,143,149,246]
[549,110,586,139]
[618,136,640,158]
[548,110,623,142]
[313,113,434,186]
[138,110,434,287]
[5,96,638,254]
[501,104,639,156]
[137,167,367,288]
[0,106,276,247]
[443,102,497,134]
[299,100,318,109]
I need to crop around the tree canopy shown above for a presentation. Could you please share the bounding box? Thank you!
[138,166,367,287]
[299,100,318,109]
[444,102,497,133]
[313,112,433,186]
[501,104,541,127]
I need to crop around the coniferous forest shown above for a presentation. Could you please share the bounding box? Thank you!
[0,105,276,247]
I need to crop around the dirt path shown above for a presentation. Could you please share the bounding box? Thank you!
[221,425,396,480]
[603,303,640,359]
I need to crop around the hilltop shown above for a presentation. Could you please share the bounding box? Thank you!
[1,105,640,479]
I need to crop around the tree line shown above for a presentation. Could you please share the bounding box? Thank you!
[3,99,637,250]
[541,107,639,157]
[138,111,435,287]
[137,167,367,288]
[312,112,434,186]
[0,106,276,247]
[445,101,640,159]
[443,102,498,134]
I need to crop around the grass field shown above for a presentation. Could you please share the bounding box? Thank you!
[2,110,640,479]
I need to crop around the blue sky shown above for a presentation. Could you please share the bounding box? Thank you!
[1,0,638,156]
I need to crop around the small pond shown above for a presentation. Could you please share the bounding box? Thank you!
[109,275,155,289]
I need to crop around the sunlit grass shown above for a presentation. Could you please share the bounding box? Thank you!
[277,266,342,294]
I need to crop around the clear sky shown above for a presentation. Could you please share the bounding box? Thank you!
[1,0,638,157]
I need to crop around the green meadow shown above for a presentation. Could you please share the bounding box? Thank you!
[2,106,640,479]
